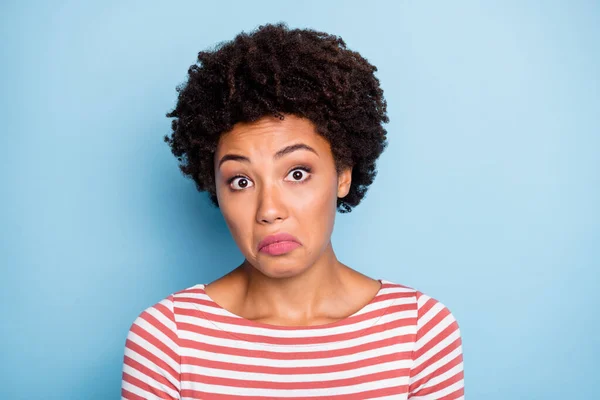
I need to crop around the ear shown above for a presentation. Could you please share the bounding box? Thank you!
[337,166,352,198]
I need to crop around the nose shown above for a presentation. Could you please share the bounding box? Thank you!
[256,182,287,224]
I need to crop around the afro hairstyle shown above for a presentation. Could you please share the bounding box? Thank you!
[164,22,389,213]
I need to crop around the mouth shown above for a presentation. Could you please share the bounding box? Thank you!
[258,232,301,256]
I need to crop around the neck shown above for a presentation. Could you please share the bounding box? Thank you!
[236,242,354,326]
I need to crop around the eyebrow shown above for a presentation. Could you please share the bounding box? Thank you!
[217,143,319,168]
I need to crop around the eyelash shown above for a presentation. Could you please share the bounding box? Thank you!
[227,165,313,191]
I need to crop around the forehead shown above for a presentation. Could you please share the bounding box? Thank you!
[216,114,330,156]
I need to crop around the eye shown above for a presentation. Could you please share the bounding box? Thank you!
[229,175,254,191]
[285,166,312,183]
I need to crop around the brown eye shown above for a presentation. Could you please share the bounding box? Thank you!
[285,167,311,183]
[230,176,254,190]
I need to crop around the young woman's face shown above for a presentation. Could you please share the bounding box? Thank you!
[214,114,352,279]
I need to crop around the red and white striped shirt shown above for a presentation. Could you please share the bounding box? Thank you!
[121,279,465,399]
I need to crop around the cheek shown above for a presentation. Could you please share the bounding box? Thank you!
[294,171,339,208]
[220,200,253,249]
[295,180,338,240]
[293,187,335,217]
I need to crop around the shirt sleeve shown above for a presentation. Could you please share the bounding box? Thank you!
[408,290,465,399]
[121,294,181,400]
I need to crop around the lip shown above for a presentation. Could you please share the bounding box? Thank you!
[258,232,301,253]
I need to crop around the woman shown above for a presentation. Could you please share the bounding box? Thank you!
[121,23,464,399]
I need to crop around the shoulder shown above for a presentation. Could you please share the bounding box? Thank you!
[382,281,465,397]
[122,291,191,398]
[122,285,206,370]
[126,294,180,352]
[380,279,462,331]
[414,293,461,351]
[126,281,206,337]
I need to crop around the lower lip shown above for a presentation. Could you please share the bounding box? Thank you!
[259,241,301,256]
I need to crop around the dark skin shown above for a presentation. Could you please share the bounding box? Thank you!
[204,114,381,327]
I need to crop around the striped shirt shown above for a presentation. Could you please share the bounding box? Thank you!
[121,279,465,399]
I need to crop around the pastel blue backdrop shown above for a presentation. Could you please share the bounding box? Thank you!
[1,1,598,398]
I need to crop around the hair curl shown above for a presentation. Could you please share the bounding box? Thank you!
[164,22,389,213]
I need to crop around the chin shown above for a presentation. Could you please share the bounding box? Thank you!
[252,258,310,280]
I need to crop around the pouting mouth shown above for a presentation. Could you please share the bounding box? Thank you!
[257,232,301,251]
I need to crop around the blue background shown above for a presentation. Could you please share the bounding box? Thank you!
[1,1,598,398]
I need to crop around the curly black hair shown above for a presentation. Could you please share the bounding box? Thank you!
[164,22,389,213]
